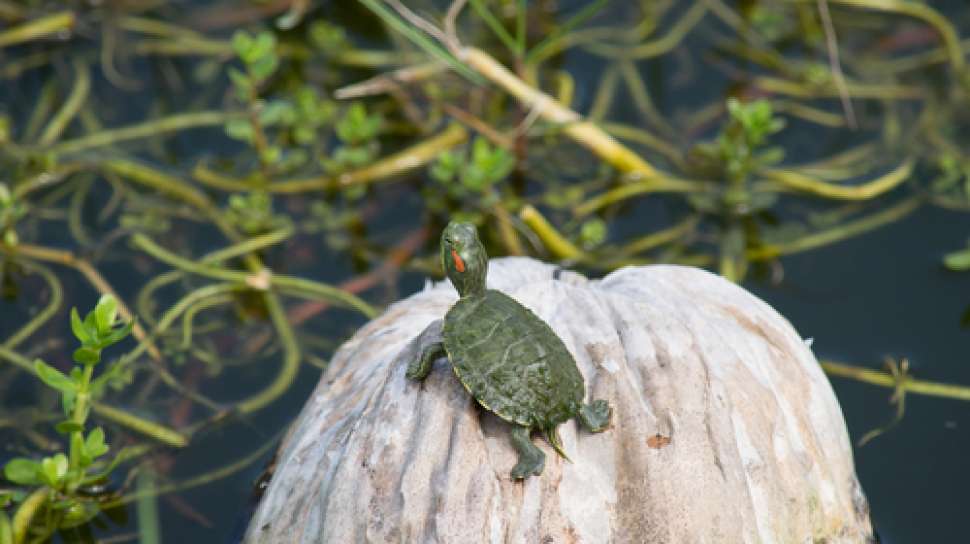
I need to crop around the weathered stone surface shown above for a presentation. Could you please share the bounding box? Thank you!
[244,258,872,543]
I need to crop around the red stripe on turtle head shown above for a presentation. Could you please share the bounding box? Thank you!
[451,249,465,272]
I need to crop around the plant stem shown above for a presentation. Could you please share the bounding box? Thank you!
[269,123,468,192]
[1,260,62,350]
[37,59,90,146]
[234,293,300,414]
[518,205,584,260]
[47,111,242,156]
[573,177,703,217]
[458,47,661,179]
[90,404,188,448]
[748,197,921,260]
[761,158,915,200]
[68,364,94,473]
[130,233,378,317]
[10,487,46,544]
[823,0,965,73]
[135,469,161,544]
[0,11,74,49]
[6,245,163,362]
[822,360,970,401]
[101,433,279,509]
[0,346,188,447]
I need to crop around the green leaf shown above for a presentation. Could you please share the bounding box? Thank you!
[250,32,277,63]
[3,458,41,486]
[2,229,17,247]
[70,307,90,344]
[260,146,282,165]
[462,165,489,191]
[91,359,134,396]
[100,319,134,349]
[944,248,970,271]
[81,445,138,484]
[55,421,84,435]
[430,151,458,184]
[225,119,255,143]
[471,137,490,163]
[85,428,109,459]
[72,432,91,469]
[228,68,253,101]
[94,295,118,336]
[82,311,99,344]
[308,20,347,51]
[59,499,98,529]
[40,454,68,487]
[259,100,297,126]
[227,67,251,89]
[336,145,374,168]
[278,149,309,172]
[580,218,608,248]
[249,54,279,81]
[73,347,100,366]
[293,125,316,146]
[34,359,76,394]
[336,103,363,143]
[61,388,77,416]
[231,30,254,59]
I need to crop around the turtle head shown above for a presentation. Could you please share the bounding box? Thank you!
[441,221,488,298]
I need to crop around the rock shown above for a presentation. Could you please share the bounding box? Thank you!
[244,258,873,543]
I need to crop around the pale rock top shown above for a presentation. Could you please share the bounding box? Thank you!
[245,258,872,544]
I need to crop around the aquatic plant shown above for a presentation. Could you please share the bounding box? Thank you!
[2,296,132,543]
[0,0,969,540]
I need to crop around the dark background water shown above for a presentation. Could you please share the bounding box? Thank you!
[2,2,970,542]
[759,205,970,544]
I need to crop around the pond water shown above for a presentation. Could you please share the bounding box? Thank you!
[1,1,969,542]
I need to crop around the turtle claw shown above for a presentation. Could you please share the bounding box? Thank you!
[579,399,612,433]
[510,426,545,479]
[510,452,545,480]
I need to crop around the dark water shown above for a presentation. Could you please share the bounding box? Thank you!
[1,2,969,543]
[756,204,970,544]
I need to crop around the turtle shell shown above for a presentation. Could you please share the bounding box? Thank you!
[442,289,584,428]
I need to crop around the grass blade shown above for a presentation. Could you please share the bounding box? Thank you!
[469,0,518,54]
[356,0,484,84]
[527,0,611,64]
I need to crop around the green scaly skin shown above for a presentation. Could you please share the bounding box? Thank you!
[406,221,613,480]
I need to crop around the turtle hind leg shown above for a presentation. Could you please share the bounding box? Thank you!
[510,426,545,480]
[578,400,612,433]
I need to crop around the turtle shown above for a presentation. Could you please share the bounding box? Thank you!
[405,221,612,479]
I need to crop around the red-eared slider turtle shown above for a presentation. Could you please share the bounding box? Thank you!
[406,221,612,479]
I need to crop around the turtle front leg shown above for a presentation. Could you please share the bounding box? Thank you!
[578,400,612,433]
[509,426,545,479]
[407,341,445,380]
[406,319,445,381]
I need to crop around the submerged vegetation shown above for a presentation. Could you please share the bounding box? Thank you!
[1,0,970,541]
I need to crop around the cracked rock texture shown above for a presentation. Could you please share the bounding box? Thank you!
[244,258,873,543]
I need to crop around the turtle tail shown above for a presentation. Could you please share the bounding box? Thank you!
[543,428,572,462]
